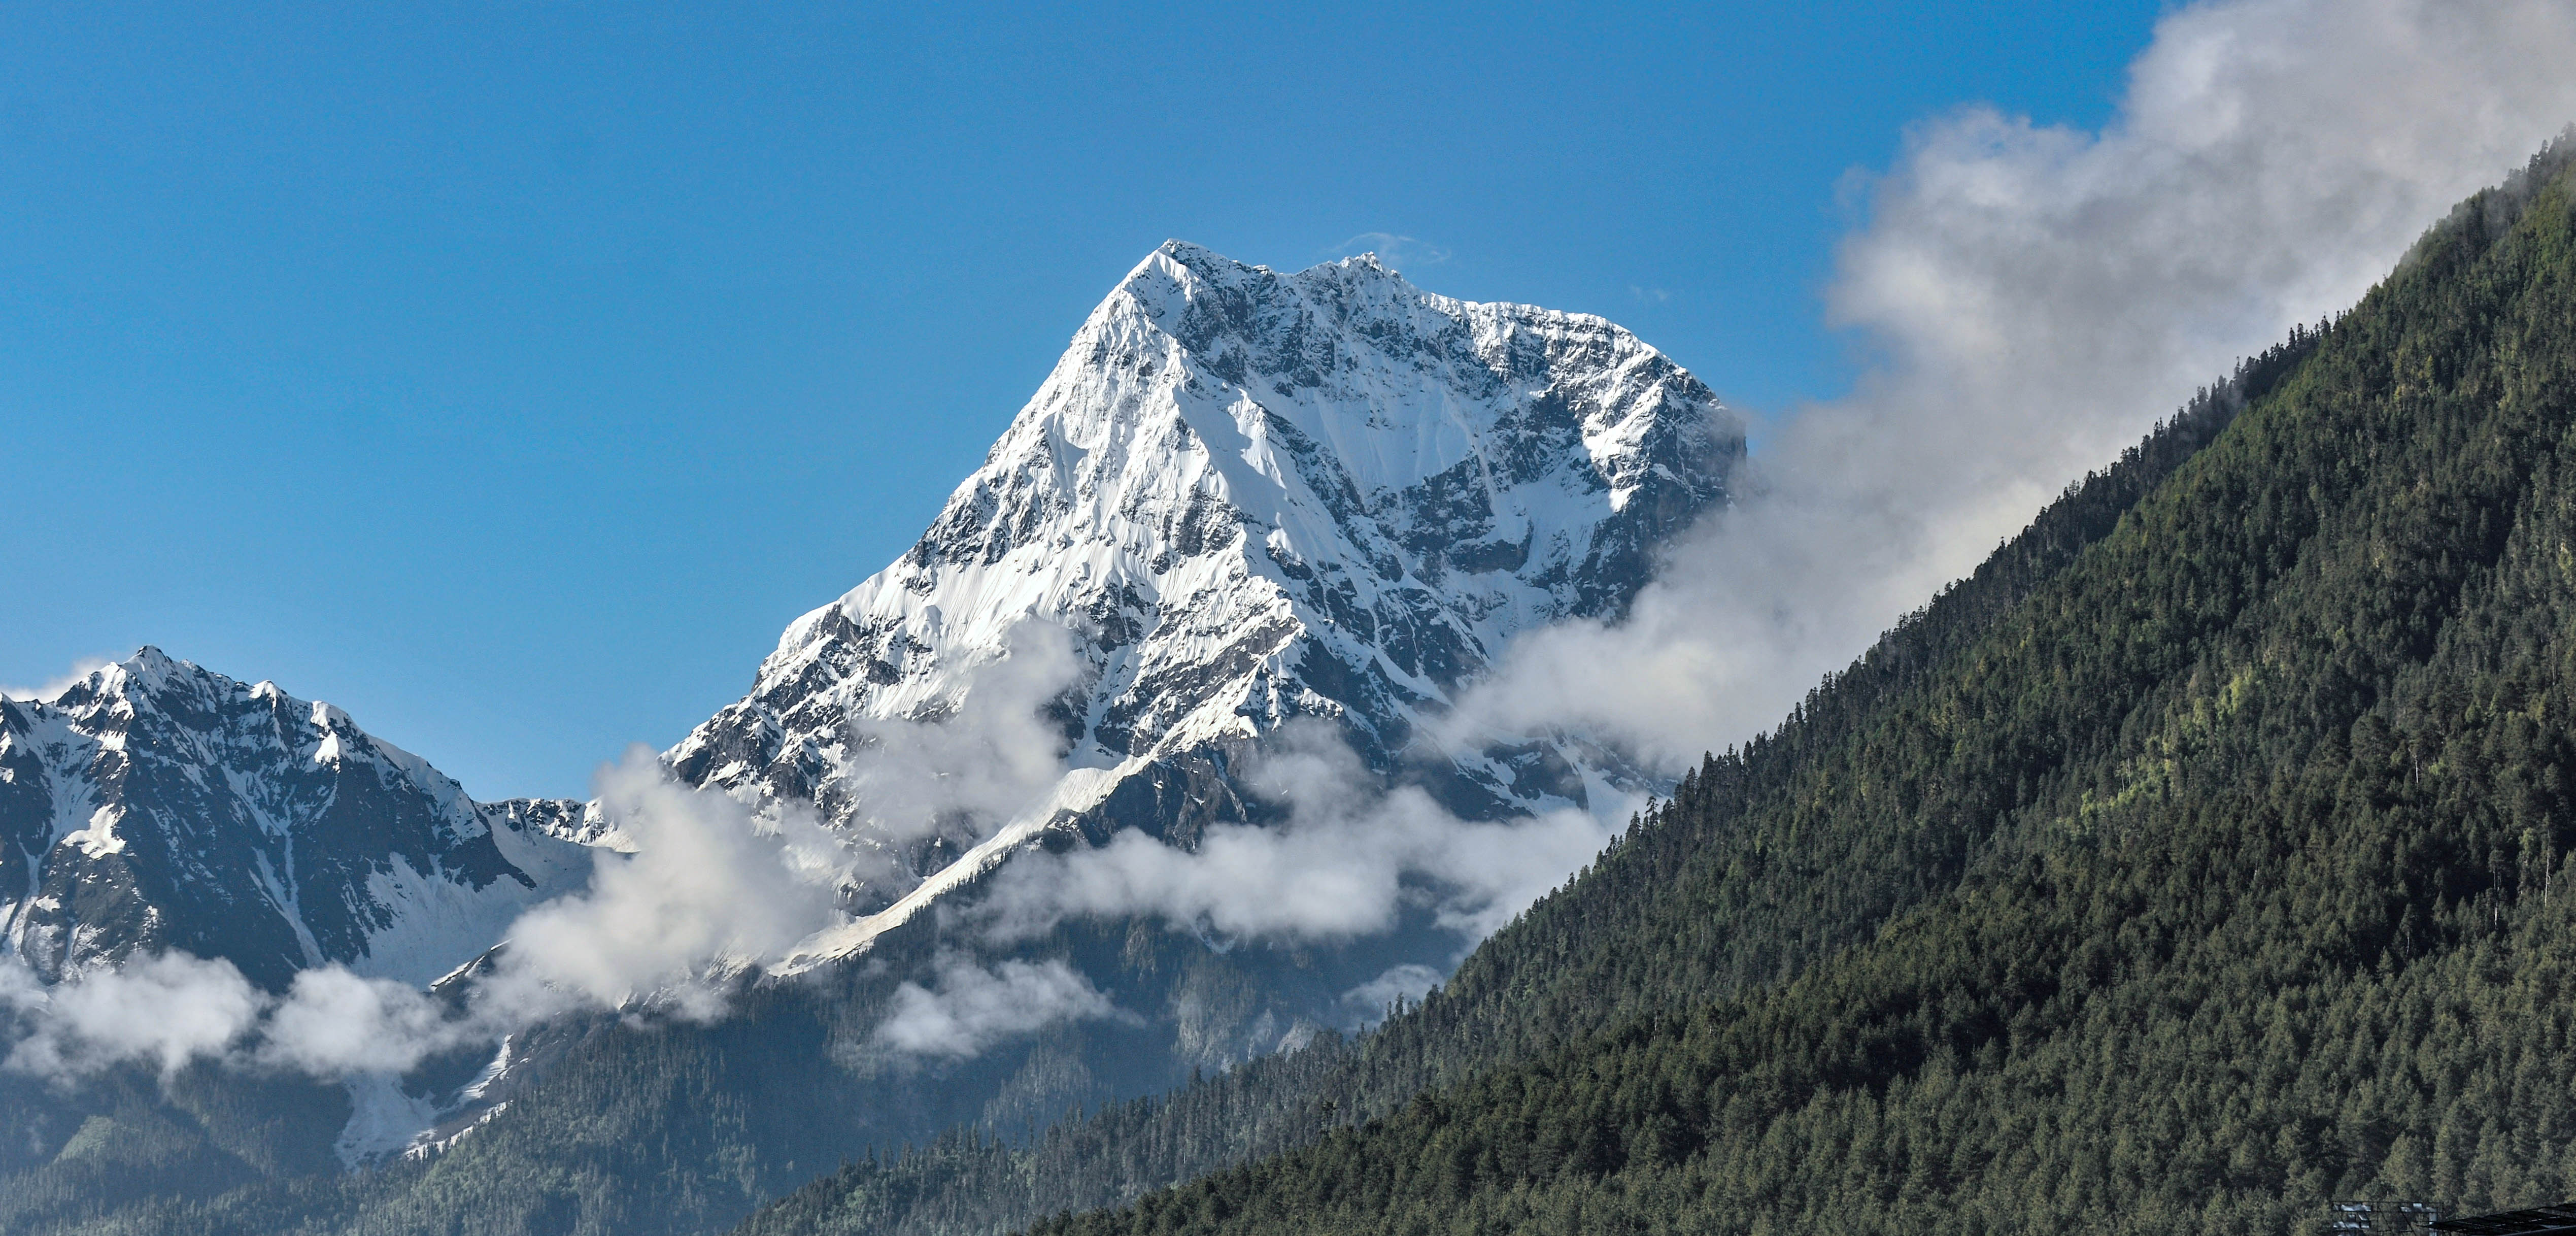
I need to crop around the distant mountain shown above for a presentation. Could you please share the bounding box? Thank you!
[0,649,595,991]
[675,239,1737,932]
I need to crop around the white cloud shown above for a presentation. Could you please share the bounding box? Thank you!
[2,656,112,703]
[467,749,857,1026]
[1456,0,2576,770]
[1342,963,1442,1017]
[4,960,475,1082]
[824,625,1081,895]
[873,953,1117,1059]
[980,727,1616,946]
[256,967,469,1078]
[2,952,264,1078]
[1327,231,1451,272]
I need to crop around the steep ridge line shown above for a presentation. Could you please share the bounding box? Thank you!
[0,652,597,992]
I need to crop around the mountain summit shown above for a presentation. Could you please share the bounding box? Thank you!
[673,241,1740,903]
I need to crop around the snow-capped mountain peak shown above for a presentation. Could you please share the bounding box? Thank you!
[673,242,1740,903]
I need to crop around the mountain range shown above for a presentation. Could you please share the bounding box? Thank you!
[13,140,2576,1236]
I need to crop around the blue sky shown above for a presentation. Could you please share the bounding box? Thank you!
[4,2,2170,799]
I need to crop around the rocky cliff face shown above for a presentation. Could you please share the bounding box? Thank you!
[673,242,1740,917]
[0,650,594,991]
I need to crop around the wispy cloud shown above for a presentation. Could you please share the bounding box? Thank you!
[1342,963,1443,1018]
[821,626,1081,901]
[466,749,857,1026]
[1,953,265,1078]
[2,656,112,703]
[1454,0,2576,770]
[872,953,1120,1060]
[976,724,1617,948]
[1326,232,1451,272]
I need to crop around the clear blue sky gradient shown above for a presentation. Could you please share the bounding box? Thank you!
[4,2,2167,799]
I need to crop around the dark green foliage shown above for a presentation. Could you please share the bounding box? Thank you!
[993,140,2576,1235]
[0,1062,348,1234]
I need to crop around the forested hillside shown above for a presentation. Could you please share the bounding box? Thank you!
[981,140,2576,1234]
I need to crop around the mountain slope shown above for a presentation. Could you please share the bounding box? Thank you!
[973,140,2576,1234]
[0,650,594,991]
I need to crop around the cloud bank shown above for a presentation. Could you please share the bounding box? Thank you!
[980,727,1616,947]
[1459,0,2576,769]
[0,750,862,1082]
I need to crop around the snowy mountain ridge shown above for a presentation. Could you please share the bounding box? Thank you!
[0,244,1745,1182]
[0,649,598,991]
